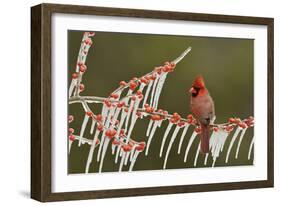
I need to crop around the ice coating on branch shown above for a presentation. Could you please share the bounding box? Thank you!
[184,131,198,162]
[78,115,90,146]
[153,73,168,109]
[142,80,153,109]
[225,127,242,163]
[248,136,254,160]
[99,138,110,173]
[145,121,160,156]
[193,143,201,167]
[68,139,73,154]
[178,124,190,154]
[112,144,117,155]
[130,145,137,161]
[163,125,181,169]
[117,109,127,135]
[129,151,140,172]
[160,122,174,157]
[85,130,100,173]
[235,128,247,159]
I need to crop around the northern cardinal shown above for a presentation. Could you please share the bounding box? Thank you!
[189,76,215,154]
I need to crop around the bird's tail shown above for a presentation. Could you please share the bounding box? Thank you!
[200,124,210,154]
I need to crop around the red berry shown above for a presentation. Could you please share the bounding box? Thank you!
[150,73,157,80]
[84,38,92,45]
[68,128,74,134]
[122,144,132,152]
[86,111,93,117]
[119,81,127,86]
[117,101,125,108]
[79,65,87,73]
[136,111,142,117]
[177,121,186,127]
[129,81,138,90]
[88,32,95,36]
[213,127,219,132]
[110,93,119,99]
[228,118,236,124]
[96,114,103,122]
[72,73,78,79]
[144,103,149,108]
[195,127,202,134]
[97,124,103,131]
[124,108,129,113]
[69,135,75,141]
[112,139,120,145]
[79,84,85,91]
[151,115,161,121]
[131,96,136,101]
[68,115,74,123]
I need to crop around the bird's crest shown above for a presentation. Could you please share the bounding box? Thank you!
[192,75,205,88]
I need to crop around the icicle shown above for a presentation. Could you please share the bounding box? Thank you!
[119,150,126,172]
[111,107,121,125]
[235,128,247,159]
[163,125,181,169]
[210,130,229,161]
[78,115,89,147]
[142,80,153,108]
[154,73,168,109]
[112,144,116,155]
[184,131,198,162]
[149,74,160,107]
[146,119,154,136]
[178,124,190,154]
[99,138,110,173]
[160,122,174,157]
[193,143,201,167]
[212,157,217,167]
[145,121,160,156]
[204,153,209,165]
[248,136,254,160]
[68,79,77,98]
[85,130,100,173]
[69,140,73,154]
[96,133,105,162]
[225,127,242,163]
[117,109,127,135]
[130,145,137,161]
[90,119,96,134]
[101,105,109,124]
[115,145,121,163]
[129,151,140,172]
[124,151,130,166]
[125,99,135,132]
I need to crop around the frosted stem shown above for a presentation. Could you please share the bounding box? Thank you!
[68,140,73,154]
[78,115,89,146]
[117,109,127,135]
[178,124,190,154]
[184,131,198,162]
[154,73,168,109]
[124,152,130,166]
[160,122,174,157]
[225,127,242,163]
[125,99,135,132]
[235,128,247,159]
[150,74,160,107]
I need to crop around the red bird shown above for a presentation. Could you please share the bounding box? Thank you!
[189,76,215,154]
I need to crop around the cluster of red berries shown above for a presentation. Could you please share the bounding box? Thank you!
[228,117,252,129]
[169,112,181,124]
[154,62,176,74]
[144,104,154,113]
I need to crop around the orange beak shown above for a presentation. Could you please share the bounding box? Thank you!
[189,87,196,94]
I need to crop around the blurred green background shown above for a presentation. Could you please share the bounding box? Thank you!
[68,30,254,174]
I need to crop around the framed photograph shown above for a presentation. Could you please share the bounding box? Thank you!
[31,3,274,202]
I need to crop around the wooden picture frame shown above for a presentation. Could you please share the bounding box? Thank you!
[31,3,274,202]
